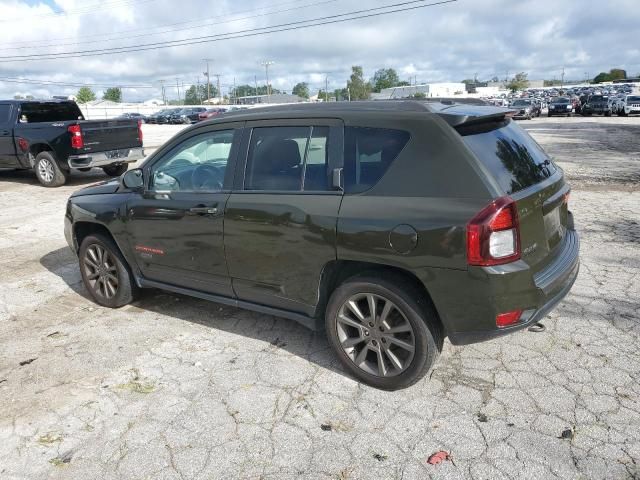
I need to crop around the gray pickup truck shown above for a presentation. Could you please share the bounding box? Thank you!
[0,99,144,186]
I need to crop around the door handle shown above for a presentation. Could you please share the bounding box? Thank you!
[1,130,10,136]
[189,206,218,215]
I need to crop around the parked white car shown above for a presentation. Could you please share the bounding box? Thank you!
[618,95,640,116]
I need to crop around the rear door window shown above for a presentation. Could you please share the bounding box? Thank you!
[19,102,84,123]
[0,104,12,125]
[244,126,332,192]
[460,120,556,194]
[344,127,410,193]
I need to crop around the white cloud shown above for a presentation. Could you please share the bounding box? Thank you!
[1,0,639,101]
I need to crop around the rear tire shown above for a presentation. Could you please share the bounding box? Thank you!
[325,275,441,390]
[102,163,128,177]
[79,233,138,308]
[34,151,67,187]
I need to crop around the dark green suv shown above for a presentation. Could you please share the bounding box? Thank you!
[64,101,579,390]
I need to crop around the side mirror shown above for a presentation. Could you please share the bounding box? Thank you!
[121,168,144,190]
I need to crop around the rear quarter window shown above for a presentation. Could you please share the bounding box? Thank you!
[460,120,556,194]
[344,127,410,193]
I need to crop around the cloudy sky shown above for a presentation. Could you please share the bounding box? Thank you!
[1,0,639,101]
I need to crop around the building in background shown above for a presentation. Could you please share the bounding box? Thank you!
[371,83,467,100]
[234,93,305,105]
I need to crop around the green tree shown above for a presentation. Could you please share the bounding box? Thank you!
[102,87,122,103]
[593,68,628,83]
[184,85,200,105]
[506,72,529,92]
[372,68,400,92]
[593,72,609,83]
[410,92,426,99]
[347,66,371,100]
[76,86,96,104]
[317,89,333,101]
[609,68,627,80]
[184,83,217,104]
[397,80,410,87]
[292,82,309,99]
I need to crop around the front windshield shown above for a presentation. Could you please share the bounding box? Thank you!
[553,98,569,104]
[628,96,640,102]
[512,100,531,106]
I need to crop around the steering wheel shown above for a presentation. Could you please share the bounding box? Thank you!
[191,164,224,190]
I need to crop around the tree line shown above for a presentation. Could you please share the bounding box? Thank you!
[72,66,634,104]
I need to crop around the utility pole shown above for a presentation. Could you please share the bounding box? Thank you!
[233,77,236,105]
[213,74,222,104]
[158,80,166,105]
[196,77,201,104]
[254,75,258,96]
[325,76,329,102]
[261,61,275,102]
[176,78,181,104]
[203,59,213,102]
[561,67,565,89]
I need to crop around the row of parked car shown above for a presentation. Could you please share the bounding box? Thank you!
[117,107,232,125]
[506,94,640,119]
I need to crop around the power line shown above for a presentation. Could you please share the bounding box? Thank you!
[0,0,337,52]
[0,0,458,62]
[0,76,156,88]
[0,0,324,48]
[0,0,157,23]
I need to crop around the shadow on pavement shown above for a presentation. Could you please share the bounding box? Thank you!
[40,247,344,379]
[0,168,117,187]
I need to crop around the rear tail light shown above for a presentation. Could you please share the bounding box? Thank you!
[137,119,143,144]
[467,196,520,266]
[68,124,84,149]
[496,310,523,328]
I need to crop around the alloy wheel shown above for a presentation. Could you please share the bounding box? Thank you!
[83,244,119,299]
[336,293,416,378]
[37,158,55,183]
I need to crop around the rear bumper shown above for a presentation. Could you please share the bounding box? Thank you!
[419,229,580,346]
[68,147,144,169]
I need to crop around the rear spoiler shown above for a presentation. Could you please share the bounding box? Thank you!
[433,104,516,128]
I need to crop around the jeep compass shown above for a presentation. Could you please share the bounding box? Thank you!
[64,101,579,390]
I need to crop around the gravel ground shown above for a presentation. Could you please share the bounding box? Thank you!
[0,116,639,480]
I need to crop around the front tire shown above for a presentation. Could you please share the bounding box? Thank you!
[102,163,128,177]
[34,151,67,187]
[79,234,138,308]
[325,275,441,390]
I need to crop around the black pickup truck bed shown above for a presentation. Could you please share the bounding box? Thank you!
[0,100,144,186]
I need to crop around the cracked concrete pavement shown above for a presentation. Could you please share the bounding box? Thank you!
[0,116,639,479]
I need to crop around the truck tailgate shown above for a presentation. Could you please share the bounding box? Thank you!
[79,119,141,153]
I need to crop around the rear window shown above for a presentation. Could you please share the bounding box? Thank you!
[20,102,84,123]
[344,127,410,193]
[461,120,556,194]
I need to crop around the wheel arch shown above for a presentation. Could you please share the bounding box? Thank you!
[73,221,119,254]
[317,260,444,336]
[29,143,53,156]
[28,143,54,167]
